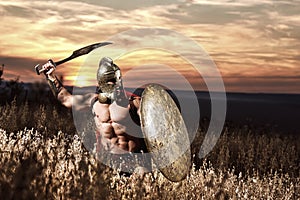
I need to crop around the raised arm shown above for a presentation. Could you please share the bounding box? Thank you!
[41,61,96,110]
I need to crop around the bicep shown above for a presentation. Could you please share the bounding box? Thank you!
[129,97,142,125]
[132,97,141,116]
[72,93,97,111]
[57,88,73,108]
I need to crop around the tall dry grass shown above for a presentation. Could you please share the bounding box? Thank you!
[0,128,299,199]
[0,90,299,199]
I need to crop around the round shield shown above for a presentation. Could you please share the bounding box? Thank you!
[140,84,191,182]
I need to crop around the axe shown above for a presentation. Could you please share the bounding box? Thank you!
[35,42,112,75]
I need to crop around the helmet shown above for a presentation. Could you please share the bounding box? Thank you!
[97,57,125,104]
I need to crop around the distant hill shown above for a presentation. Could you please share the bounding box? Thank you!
[1,81,299,134]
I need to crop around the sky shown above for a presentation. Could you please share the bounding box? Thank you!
[0,0,299,93]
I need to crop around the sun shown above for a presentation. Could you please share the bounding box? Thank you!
[75,78,95,87]
[65,75,95,87]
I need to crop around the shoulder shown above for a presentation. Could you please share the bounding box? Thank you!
[71,93,99,111]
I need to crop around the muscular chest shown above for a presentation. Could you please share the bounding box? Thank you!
[92,101,130,123]
[92,99,143,153]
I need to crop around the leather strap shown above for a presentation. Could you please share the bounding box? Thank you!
[47,76,63,98]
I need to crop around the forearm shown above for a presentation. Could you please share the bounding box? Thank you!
[47,76,72,108]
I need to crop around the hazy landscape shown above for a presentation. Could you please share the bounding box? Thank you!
[0,80,299,199]
[1,0,300,199]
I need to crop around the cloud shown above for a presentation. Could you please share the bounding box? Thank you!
[0,0,299,93]
[182,0,298,7]
[76,0,181,11]
[223,76,300,94]
[0,1,181,56]
[0,56,43,82]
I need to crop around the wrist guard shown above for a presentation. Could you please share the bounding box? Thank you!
[47,76,63,98]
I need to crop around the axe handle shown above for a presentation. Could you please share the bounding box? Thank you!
[35,55,76,75]
[35,59,56,75]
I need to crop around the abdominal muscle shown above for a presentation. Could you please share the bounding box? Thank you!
[93,101,142,154]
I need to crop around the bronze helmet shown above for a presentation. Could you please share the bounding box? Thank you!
[97,57,124,103]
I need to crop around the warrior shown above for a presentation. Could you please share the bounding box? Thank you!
[41,57,150,173]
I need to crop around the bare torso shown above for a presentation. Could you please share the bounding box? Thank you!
[92,98,144,154]
[41,60,146,155]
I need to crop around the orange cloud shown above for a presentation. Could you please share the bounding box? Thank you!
[1,1,299,93]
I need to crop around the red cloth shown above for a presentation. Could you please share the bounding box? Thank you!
[125,90,140,98]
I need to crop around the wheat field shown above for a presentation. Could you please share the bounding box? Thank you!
[0,96,299,199]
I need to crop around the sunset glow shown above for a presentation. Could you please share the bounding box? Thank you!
[0,0,299,93]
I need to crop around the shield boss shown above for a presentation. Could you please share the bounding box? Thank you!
[140,84,191,182]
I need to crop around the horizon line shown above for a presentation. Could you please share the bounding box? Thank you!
[9,80,300,96]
